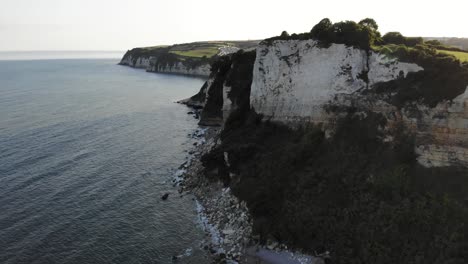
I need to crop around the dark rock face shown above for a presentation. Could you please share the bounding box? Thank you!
[197,56,231,126]
[179,50,256,127]
[197,50,256,127]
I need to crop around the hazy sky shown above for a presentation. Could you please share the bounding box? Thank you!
[1,0,467,51]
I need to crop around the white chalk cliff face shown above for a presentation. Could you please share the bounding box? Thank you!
[120,55,151,69]
[249,39,467,167]
[250,40,423,123]
[149,61,211,77]
[120,55,211,77]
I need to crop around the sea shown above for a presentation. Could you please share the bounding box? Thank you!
[0,51,212,263]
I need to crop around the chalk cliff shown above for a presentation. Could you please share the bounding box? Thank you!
[190,39,467,168]
[249,39,468,168]
[119,53,211,77]
[182,21,468,264]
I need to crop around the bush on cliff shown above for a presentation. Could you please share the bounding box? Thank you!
[264,18,381,50]
[373,43,468,107]
[382,32,423,47]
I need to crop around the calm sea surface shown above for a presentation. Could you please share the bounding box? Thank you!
[0,53,211,263]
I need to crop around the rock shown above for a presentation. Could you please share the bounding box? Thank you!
[266,241,278,250]
[161,193,169,200]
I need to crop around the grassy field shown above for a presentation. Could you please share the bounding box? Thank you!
[168,41,238,58]
[141,45,169,50]
[124,40,260,63]
[169,48,220,58]
[437,50,468,62]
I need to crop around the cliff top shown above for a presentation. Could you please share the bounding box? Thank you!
[123,40,260,60]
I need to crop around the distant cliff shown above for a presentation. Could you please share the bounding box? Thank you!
[119,41,259,77]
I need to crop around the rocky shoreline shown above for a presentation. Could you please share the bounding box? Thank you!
[180,126,253,263]
[177,113,323,264]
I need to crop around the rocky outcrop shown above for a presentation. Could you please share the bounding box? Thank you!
[177,79,212,109]
[180,50,256,127]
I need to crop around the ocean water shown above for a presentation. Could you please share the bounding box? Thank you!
[0,55,211,263]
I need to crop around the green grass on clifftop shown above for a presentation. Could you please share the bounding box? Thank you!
[169,48,220,58]
[124,40,259,62]
[437,50,468,62]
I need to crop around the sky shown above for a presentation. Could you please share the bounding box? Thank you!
[1,0,467,51]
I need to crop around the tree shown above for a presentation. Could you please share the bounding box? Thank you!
[359,18,379,31]
[425,39,442,46]
[383,32,406,45]
[310,18,333,38]
[280,31,290,38]
[358,18,381,46]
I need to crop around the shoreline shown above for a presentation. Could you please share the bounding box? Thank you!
[178,113,323,264]
[180,125,253,263]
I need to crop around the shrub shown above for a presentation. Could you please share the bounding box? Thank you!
[383,32,406,45]
[373,41,468,107]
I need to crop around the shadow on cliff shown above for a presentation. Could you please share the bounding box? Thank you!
[202,108,468,264]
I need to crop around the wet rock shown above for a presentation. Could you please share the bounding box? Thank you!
[161,193,169,200]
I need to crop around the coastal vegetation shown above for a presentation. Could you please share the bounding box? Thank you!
[425,37,468,51]
[437,50,468,62]
[203,108,468,264]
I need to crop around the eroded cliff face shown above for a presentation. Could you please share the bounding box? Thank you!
[119,54,211,77]
[248,40,468,168]
[410,90,468,167]
[149,61,211,76]
[119,55,151,69]
[250,40,422,123]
